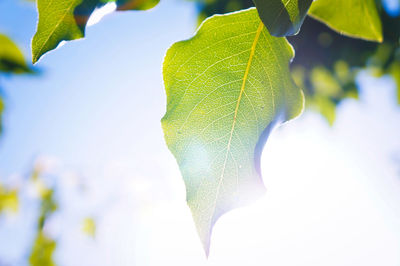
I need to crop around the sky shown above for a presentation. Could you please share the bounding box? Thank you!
[0,0,400,265]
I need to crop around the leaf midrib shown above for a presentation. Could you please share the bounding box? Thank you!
[271,0,293,29]
[34,0,77,62]
[211,21,264,220]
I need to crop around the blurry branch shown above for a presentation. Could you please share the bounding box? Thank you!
[189,0,400,124]
[28,166,58,266]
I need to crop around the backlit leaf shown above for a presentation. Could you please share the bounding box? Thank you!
[309,0,383,42]
[32,0,159,63]
[162,8,303,254]
[253,0,313,36]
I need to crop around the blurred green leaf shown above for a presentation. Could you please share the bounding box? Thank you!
[0,34,34,137]
[29,231,56,266]
[0,34,33,73]
[82,217,96,238]
[389,61,400,104]
[310,66,342,98]
[29,169,58,266]
[253,0,313,36]
[32,0,159,63]
[309,0,383,42]
[0,184,19,214]
[309,95,336,125]
[162,8,303,254]
[116,0,159,10]
[0,97,4,135]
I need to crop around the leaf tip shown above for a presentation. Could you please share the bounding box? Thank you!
[32,55,39,65]
[202,238,210,258]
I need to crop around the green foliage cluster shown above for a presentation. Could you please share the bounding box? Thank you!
[1,0,398,256]
[0,166,58,265]
[193,0,400,124]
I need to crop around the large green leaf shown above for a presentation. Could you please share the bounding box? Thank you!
[253,0,313,36]
[309,0,383,42]
[162,8,303,254]
[32,0,159,63]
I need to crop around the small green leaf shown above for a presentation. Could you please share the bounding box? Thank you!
[253,0,313,36]
[0,34,32,73]
[162,8,303,254]
[32,0,159,63]
[82,217,96,238]
[309,0,383,42]
[0,183,19,214]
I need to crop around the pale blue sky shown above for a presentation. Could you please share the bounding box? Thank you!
[0,1,400,265]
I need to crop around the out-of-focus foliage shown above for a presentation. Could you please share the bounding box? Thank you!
[253,0,313,37]
[189,0,254,23]
[0,183,19,214]
[0,34,33,74]
[190,0,400,124]
[29,168,58,266]
[32,0,159,63]
[82,217,96,238]
[162,8,303,254]
[390,62,400,104]
[0,97,4,136]
[0,34,33,134]
[309,0,383,42]
[29,231,57,266]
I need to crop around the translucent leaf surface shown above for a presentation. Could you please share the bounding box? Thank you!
[162,8,303,254]
[309,0,383,42]
[32,0,159,63]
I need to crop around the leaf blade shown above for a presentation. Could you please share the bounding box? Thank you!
[32,0,159,63]
[253,0,313,37]
[162,8,303,254]
[32,0,86,63]
[309,0,383,42]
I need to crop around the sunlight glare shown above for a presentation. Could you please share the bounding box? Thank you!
[87,2,117,27]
